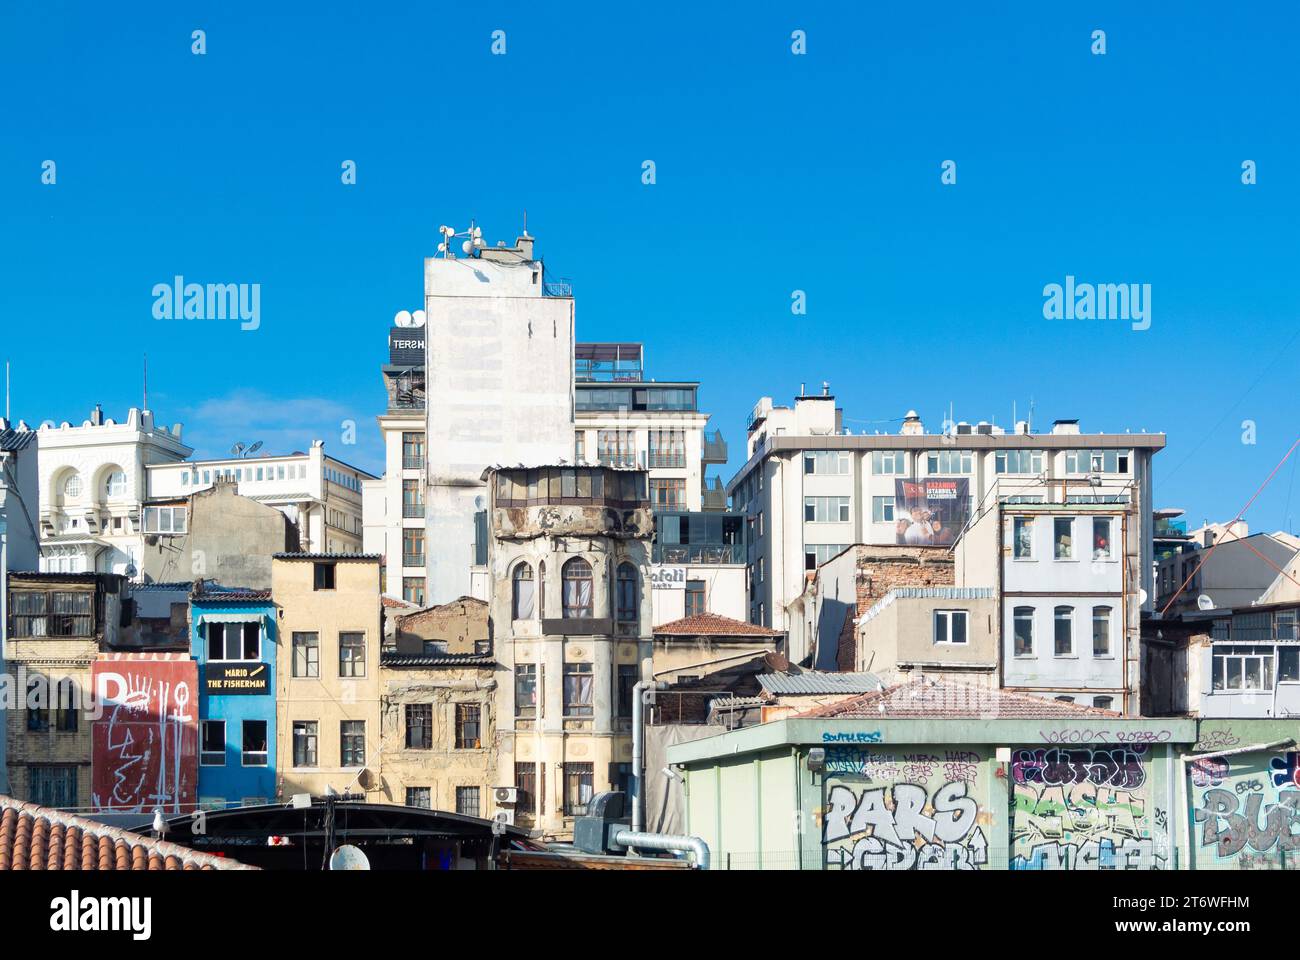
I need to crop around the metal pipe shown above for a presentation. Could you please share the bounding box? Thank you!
[614,829,710,870]
[631,680,666,833]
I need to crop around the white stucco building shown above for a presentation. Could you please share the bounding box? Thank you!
[36,406,192,576]
[729,389,1165,631]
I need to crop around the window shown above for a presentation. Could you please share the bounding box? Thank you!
[1276,610,1298,642]
[12,590,94,638]
[1014,607,1034,656]
[805,544,849,570]
[1093,696,1114,710]
[105,470,127,498]
[313,562,336,590]
[562,557,594,618]
[1054,517,1074,559]
[402,527,425,568]
[804,496,851,523]
[293,721,318,767]
[292,632,319,677]
[617,664,638,718]
[201,720,225,765]
[564,763,594,816]
[1092,606,1112,657]
[515,664,539,718]
[403,577,425,606]
[871,451,906,475]
[515,762,538,815]
[456,786,480,817]
[455,703,482,749]
[871,496,894,523]
[648,430,686,468]
[143,505,187,534]
[1093,517,1113,560]
[28,766,77,809]
[1279,647,1300,683]
[650,478,687,510]
[339,632,366,677]
[597,429,637,467]
[1054,606,1074,656]
[512,563,536,619]
[1066,449,1130,474]
[803,451,850,475]
[406,787,432,809]
[402,432,425,470]
[341,720,366,767]
[26,674,48,731]
[995,450,1044,474]
[55,678,78,732]
[242,720,268,766]
[927,450,972,474]
[575,431,586,463]
[402,479,425,518]
[406,704,433,749]
[207,621,260,662]
[63,473,82,499]
[1013,517,1035,559]
[685,580,706,616]
[1212,645,1276,692]
[934,610,968,645]
[564,662,594,716]
[616,562,638,622]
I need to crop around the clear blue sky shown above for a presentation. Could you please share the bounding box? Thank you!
[3,2,1298,530]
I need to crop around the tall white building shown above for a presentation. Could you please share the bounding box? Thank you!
[36,406,192,576]
[147,440,372,555]
[728,389,1165,629]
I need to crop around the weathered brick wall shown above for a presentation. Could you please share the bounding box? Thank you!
[836,546,955,672]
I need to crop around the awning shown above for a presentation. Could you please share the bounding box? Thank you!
[196,612,267,625]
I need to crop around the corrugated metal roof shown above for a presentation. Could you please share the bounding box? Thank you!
[380,652,495,667]
[0,428,37,452]
[272,552,380,561]
[801,678,1124,719]
[757,671,883,695]
[859,586,995,626]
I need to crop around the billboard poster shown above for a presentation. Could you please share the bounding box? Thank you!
[894,478,971,546]
[91,656,198,813]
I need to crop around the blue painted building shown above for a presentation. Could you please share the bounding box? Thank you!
[190,587,279,809]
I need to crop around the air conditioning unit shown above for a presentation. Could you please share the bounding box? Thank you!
[494,786,518,805]
[493,808,516,827]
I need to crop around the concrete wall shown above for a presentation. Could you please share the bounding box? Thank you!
[859,594,998,684]
[650,564,747,624]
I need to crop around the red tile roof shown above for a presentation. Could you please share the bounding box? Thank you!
[653,612,783,638]
[0,797,256,871]
[798,678,1125,720]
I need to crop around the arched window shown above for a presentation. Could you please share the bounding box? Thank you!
[105,470,127,498]
[538,561,546,618]
[26,673,49,732]
[1054,606,1074,656]
[63,473,82,499]
[55,677,79,731]
[1092,606,1112,657]
[616,562,638,622]
[562,557,593,619]
[512,562,535,620]
[1013,606,1034,657]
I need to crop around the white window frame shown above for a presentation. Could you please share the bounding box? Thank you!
[1053,517,1075,561]
[934,609,969,645]
[871,451,906,475]
[1013,517,1035,559]
[871,496,894,523]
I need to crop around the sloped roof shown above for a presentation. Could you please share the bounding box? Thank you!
[0,427,36,452]
[380,652,495,668]
[0,797,256,870]
[757,672,883,696]
[654,612,782,638]
[799,678,1125,720]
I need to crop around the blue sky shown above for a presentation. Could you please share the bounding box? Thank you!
[2,2,1298,529]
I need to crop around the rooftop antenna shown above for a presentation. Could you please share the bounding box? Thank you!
[142,354,148,411]
[5,360,9,421]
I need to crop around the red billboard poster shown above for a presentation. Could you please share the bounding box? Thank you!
[91,654,198,813]
[894,478,971,546]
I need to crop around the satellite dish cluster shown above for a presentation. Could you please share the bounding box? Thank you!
[394,309,426,328]
[437,223,485,258]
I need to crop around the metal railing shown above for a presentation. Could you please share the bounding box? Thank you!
[403,503,426,518]
[653,543,744,564]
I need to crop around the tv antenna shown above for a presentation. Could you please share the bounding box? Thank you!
[437,221,485,259]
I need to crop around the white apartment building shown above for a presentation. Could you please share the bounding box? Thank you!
[147,440,372,555]
[728,389,1165,630]
[36,406,192,576]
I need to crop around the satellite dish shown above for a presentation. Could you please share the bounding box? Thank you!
[461,239,473,255]
[246,441,263,455]
[410,309,426,327]
[231,442,245,456]
[1197,594,1215,611]
[1137,588,1147,605]
[394,310,414,327]
[328,844,371,871]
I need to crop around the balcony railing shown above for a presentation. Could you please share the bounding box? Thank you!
[403,503,426,518]
[403,456,425,470]
[702,431,728,464]
[653,543,744,565]
[402,554,425,569]
[647,453,686,469]
[543,277,573,297]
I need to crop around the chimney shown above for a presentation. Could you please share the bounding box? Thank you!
[900,410,924,436]
[1051,419,1081,435]
[516,233,535,261]
[90,404,104,426]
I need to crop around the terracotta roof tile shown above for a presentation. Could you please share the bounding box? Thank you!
[798,678,1126,720]
[0,797,256,871]
[653,612,783,638]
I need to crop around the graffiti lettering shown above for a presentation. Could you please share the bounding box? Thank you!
[824,781,987,871]
[1193,729,1240,753]
[1270,753,1300,790]
[822,731,882,743]
[1010,747,1147,789]
[1194,788,1300,858]
[1190,756,1228,788]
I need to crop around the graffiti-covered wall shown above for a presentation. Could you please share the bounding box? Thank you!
[822,745,993,870]
[1010,744,1166,869]
[91,654,199,813]
[1189,723,1300,870]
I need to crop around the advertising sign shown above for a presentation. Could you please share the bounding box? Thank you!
[893,478,971,546]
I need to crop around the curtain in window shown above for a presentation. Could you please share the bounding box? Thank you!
[562,558,593,617]
[513,563,535,619]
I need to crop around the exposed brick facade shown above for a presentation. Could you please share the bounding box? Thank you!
[832,546,955,671]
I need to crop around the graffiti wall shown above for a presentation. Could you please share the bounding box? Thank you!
[1191,749,1300,870]
[91,656,198,813]
[1010,745,1165,869]
[823,746,991,870]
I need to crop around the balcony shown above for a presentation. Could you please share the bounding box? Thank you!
[702,431,728,464]
[1154,518,1189,539]
[647,452,686,469]
[402,554,425,569]
[403,503,426,519]
[652,542,744,565]
[402,456,425,471]
[544,277,574,298]
[701,478,728,511]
